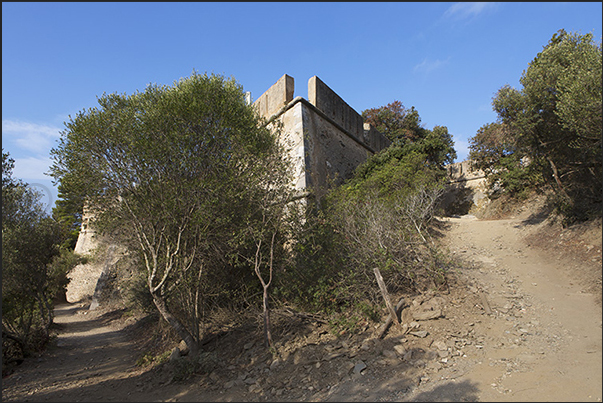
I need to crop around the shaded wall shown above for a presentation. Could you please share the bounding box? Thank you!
[253,74,391,196]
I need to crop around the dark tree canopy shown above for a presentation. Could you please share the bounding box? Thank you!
[472,29,602,221]
[3,150,75,365]
[362,100,425,144]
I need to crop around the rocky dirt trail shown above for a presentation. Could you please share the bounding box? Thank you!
[409,213,602,402]
[1,304,151,402]
[2,208,601,402]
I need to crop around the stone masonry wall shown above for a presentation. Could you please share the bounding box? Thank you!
[66,206,125,305]
[440,160,490,216]
[252,74,391,196]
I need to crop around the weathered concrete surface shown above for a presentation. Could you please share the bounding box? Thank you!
[308,75,365,144]
[441,160,490,215]
[67,208,125,305]
[67,208,102,303]
[252,74,295,120]
[253,74,391,197]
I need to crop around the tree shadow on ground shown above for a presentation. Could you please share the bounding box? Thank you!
[515,201,555,228]
[402,379,480,402]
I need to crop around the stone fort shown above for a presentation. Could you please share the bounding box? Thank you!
[66,74,392,305]
[252,74,391,196]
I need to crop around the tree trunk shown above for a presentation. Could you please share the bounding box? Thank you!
[152,293,199,357]
[546,155,571,201]
[262,286,273,348]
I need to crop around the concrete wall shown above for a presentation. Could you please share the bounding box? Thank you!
[447,160,485,183]
[301,100,372,192]
[67,206,125,305]
[441,160,490,215]
[308,76,365,143]
[253,74,391,197]
[253,74,295,121]
[273,101,308,191]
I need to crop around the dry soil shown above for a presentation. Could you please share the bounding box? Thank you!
[2,200,601,402]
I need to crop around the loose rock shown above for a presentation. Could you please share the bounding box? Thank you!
[353,361,367,374]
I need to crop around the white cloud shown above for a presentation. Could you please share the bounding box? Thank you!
[13,156,53,181]
[413,57,450,74]
[444,2,497,20]
[2,119,61,154]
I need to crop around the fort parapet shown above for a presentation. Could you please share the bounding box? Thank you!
[441,160,490,216]
[252,74,390,196]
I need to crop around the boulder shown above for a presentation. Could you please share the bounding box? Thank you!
[411,296,445,321]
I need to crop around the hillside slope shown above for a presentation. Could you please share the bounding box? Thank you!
[2,195,601,402]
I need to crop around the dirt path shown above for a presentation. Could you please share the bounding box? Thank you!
[407,215,602,402]
[1,304,148,402]
[2,213,601,402]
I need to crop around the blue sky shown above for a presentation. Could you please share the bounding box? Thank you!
[3,2,602,211]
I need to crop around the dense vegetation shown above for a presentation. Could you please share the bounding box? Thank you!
[50,72,295,355]
[276,100,457,324]
[2,150,79,374]
[47,71,455,367]
[469,30,602,224]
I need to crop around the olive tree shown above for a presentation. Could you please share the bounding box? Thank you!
[50,72,293,357]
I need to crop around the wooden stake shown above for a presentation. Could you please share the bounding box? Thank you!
[377,297,407,339]
[478,291,492,315]
[373,267,400,324]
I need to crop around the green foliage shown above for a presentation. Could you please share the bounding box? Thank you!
[135,350,171,367]
[46,248,83,300]
[361,101,456,169]
[277,137,450,322]
[350,148,448,197]
[51,182,84,250]
[274,207,348,312]
[469,123,515,171]
[472,29,602,222]
[125,272,156,313]
[271,98,456,324]
[135,352,156,367]
[362,100,425,143]
[327,313,361,336]
[469,122,546,199]
[356,300,381,323]
[49,71,293,355]
[2,150,76,368]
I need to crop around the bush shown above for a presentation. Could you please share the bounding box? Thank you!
[274,146,451,326]
[2,151,78,369]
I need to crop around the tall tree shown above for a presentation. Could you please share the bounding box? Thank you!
[362,100,426,144]
[469,122,545,198]
[50,72,293,357]
[488,30,602,220]
[361,102,456,172]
